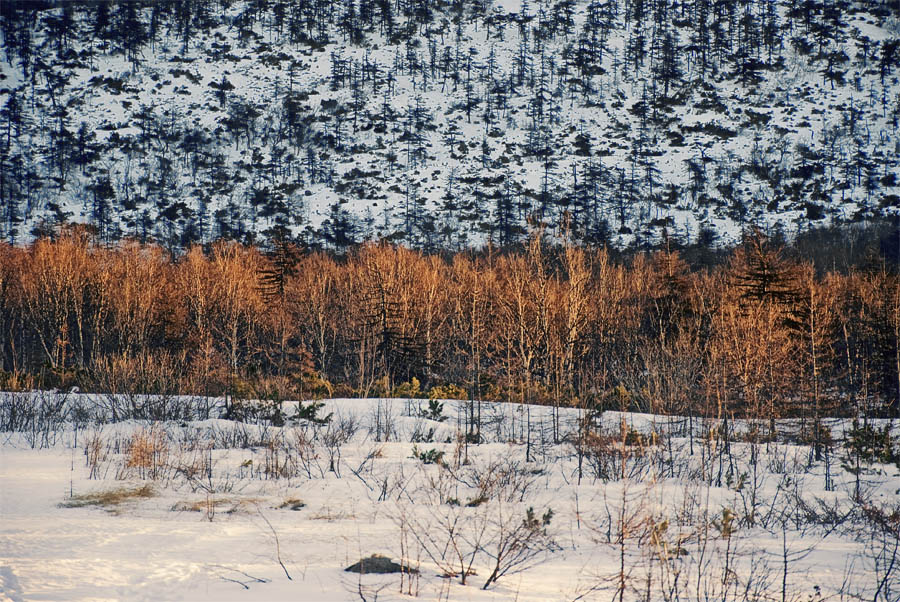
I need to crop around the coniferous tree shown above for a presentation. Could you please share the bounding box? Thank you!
[114,1,147,67]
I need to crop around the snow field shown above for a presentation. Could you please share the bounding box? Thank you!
[1,396,899,601]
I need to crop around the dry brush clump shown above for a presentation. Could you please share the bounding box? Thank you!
[0,390,69,448]
[122,425,171,481]
[393,439,559,591]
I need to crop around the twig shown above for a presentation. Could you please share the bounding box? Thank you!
[208,564,270,589]
[256,505,292,580]
[219,576,250,589]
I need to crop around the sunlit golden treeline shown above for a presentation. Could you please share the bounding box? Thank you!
[1,226,898,424]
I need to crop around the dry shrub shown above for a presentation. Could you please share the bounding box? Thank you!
[453,457,539,505]
[0,370,38,392]
[263,438,293,479]
[172,446,241,494]
[583,426,655,481]
[91,351,187,420]
[125,426,170,480]
[85,431,108,480]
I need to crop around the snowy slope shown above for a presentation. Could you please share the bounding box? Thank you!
[1,0,899,249]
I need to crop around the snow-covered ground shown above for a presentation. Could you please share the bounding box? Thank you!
[2,396,899,601]
[3,1,899,248]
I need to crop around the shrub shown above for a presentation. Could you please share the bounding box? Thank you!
[125,426,169,480]
[480,506,558,590]
[844,420,898,466]
[294,400,332,424]
[0,370,37,392]
[392,378,422,398]
[713,507,736,538]
[229,399,286,426]
[299,371,333,399]
[419,399,446,422]
[623,426,657,447]
[429,383,467,400]
[411,445,444,465]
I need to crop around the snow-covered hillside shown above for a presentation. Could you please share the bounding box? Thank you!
[1,0,899,249]
[1,394,899,601]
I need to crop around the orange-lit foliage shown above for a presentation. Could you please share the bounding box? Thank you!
[0,230,897,420]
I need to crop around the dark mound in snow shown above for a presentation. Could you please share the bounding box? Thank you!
[345,555,417,575]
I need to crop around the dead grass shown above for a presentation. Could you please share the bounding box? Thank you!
[277,497,306,511]
[60,484,156,511]
[310,506,355,521]
[171,496,262,515]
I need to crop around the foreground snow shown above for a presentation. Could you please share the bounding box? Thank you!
[1,397,898,601]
